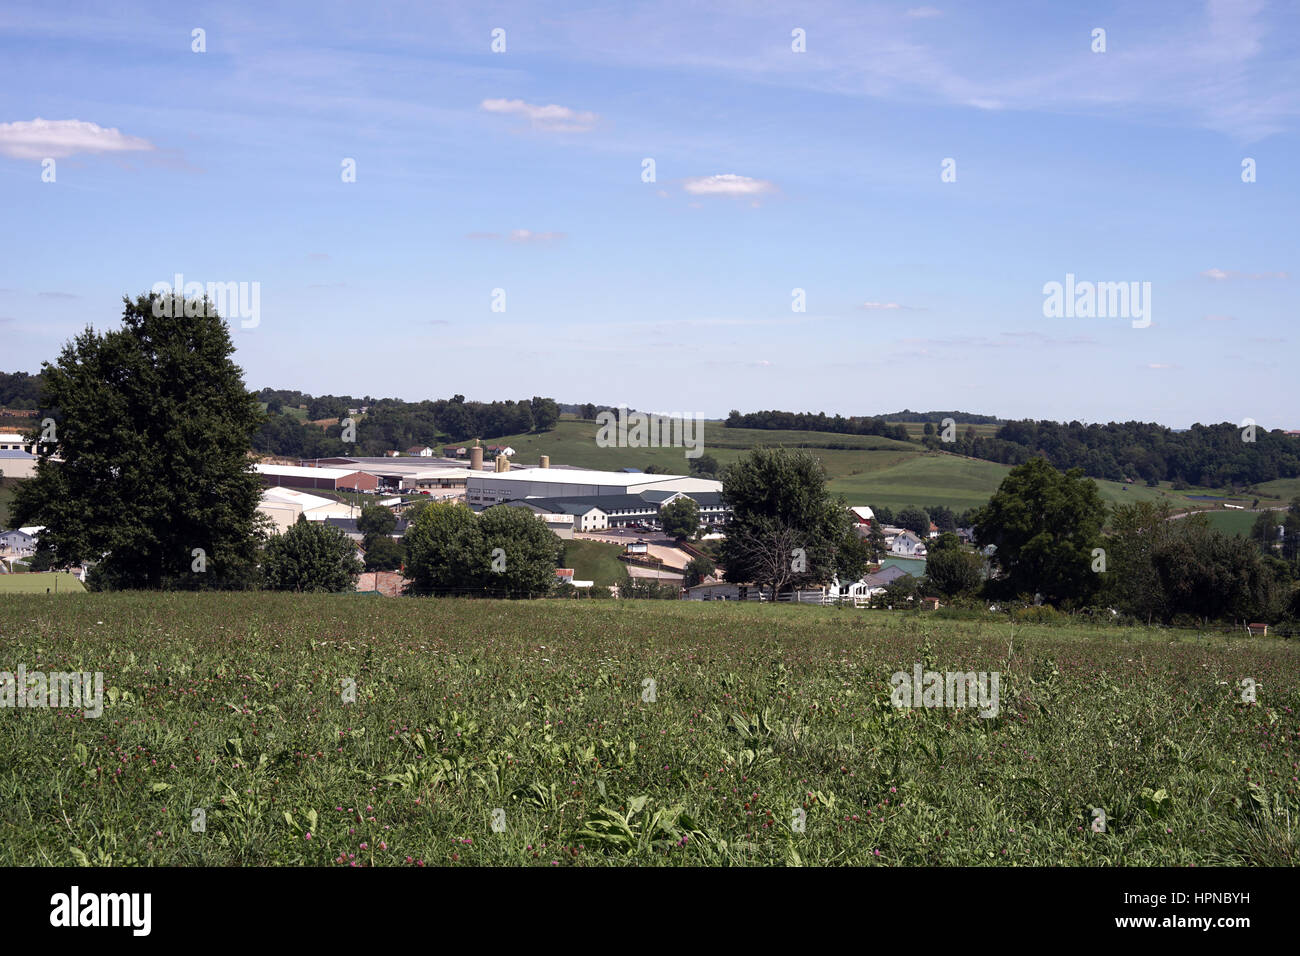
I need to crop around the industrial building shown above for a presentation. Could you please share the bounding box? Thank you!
[466,467,722,508]
[500,486,729,534]
[254,463,380,493]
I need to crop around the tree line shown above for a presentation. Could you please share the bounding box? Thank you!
[724,409,910,441]
[926,419,1300,488]
[253,392,561,458]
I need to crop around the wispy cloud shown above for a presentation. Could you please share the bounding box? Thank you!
[479,98,599,132]
[1201,268,1288,280]
[466,230,566,243]
[860,301,919,311]
[682,174,776,197]
[0,118,154,160]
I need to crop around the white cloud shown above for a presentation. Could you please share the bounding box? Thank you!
[1201,268,1288,280]
[479,98,598,132]
[860,301,922,311]
[467,230,566,242]
[682,173,777,196]
[508,229,565,243]
[0,118,154,160]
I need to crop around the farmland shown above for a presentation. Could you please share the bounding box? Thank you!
[488,420,1231,517]
[1,594,1295,866]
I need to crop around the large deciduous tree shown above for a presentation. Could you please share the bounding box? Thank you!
[923,532,984,597]
[659,497,700,541]
[718,447,858,598]
[973,457,1106,606]
[402,502,561,596]
[262,518,363,592]
[12,292,266,590]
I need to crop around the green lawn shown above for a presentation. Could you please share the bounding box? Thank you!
[1199,509,1264,538]
[0,571,85,593]
[560,538,631,588]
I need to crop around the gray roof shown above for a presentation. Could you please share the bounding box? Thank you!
[864,565,911,588]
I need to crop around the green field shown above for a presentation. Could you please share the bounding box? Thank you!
[493,419,916,478]
[0,593,1295,866]
[1201,510,1264,538]
[490,421,1234,517]
[889,422,1001,441]
[0,571,85,593]
[560,538,630,588]
[1254,478,1300,505]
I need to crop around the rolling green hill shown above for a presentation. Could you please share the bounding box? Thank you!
[485,420,1233,517]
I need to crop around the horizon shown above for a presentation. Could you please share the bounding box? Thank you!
[2,1,1296,428]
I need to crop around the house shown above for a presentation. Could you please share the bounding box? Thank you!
[1246,623,1269,636]
[0,449,39,479]
[555,568,594,589]
[683,581,764,601]
[444,446,467,458]
[406,446,435,457]
[325,517,410,542]
[928,522,940,539]
[849,506,875,525]
[0,528,37,555]
[862,564,911,594]
[920,596,941,610]
[485,445,515,458]
[890,530,927,556]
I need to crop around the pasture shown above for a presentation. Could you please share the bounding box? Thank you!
[0,594,1295,866]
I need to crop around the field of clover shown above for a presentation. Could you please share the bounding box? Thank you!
[0,593,1296,865]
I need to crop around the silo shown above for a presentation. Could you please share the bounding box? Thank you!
[470,446,484,470]
[539,455,550,469]
[495,454,510,472]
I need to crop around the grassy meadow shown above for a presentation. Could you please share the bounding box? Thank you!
[0,593,1295,866]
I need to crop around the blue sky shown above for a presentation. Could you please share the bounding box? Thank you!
[1,0,1296,427]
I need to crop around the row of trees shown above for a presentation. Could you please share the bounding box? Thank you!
[724,409,910,442]
[952,419,1300,488]
[254,394,561,459]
